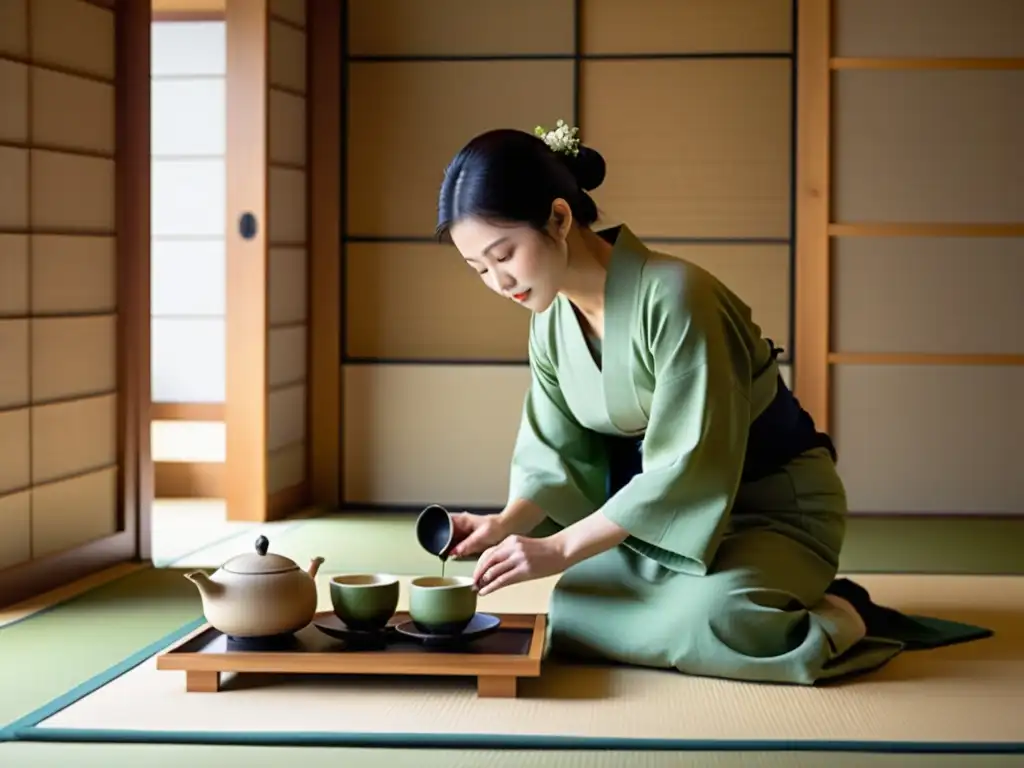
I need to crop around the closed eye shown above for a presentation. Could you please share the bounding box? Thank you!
[476,250,513,276]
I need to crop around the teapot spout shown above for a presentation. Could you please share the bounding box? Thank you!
[185,570,222,600]
[307,556,325,579]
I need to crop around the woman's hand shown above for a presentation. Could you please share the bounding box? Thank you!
[447,512,509,559]
[471,510,631,596]
[472,535,568,596]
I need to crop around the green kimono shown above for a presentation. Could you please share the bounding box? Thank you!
[507,224,904,684]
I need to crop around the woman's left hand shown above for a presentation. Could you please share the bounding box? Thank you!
[472,534,568,596]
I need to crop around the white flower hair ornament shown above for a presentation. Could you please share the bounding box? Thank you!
[534,119,580,157]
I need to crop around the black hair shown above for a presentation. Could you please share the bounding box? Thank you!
[435,127,607,241]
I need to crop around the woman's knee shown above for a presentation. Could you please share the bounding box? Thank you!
[675,569,813,661]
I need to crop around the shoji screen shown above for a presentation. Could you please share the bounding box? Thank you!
[799,0,1024,515]
[223,0,312,521]
[340,0,797,512]
[0,0,148,597]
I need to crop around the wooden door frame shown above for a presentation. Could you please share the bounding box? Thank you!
[0,0,151,609]
[222,0,341,522]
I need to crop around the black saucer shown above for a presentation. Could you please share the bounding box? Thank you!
[312,613,397,647]
[394,613,501,647]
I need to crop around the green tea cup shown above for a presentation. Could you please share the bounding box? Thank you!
[409,575,477,635]
[329,574,400,631]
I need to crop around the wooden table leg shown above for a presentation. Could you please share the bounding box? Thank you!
[186,670,220,692]
[477,675,517,698]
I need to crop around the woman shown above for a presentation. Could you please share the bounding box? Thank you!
[433,121,904,685]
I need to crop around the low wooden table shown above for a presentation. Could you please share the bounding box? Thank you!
[156,611,546,699]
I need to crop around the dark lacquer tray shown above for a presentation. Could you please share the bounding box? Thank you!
[156,610,546,698]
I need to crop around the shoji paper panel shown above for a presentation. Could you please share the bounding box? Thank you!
[32,235,116,314]
[348,0,574,56]
[151,19,226,76]
[32,151,115,232]
[31,67,114,154]
[0,409,30,497]
[0,235,29,315]
[346,59,574,238]
[32,466,117,559]
[342,365,530,507]
[31,0,115,80]
[0,492,30,571]
[345,242,530,361]
[151,239,224,317]
[151,78,225,156]
[0,320,29,408]
[0,59,28,141]
[0,0,28,57]
[832,70,1024,223]
[832,365,1024,514]
[834,0,1024,58]
[0,147,29,228]
[151,159,225,237]
[151,319,225,402]
[833,238,1024,355]
[579,59,791,238]
[32,315,116,402]
[268,247,306,325]
[581,0,791,54]
[269,19,304,93]
[270,0,305,27]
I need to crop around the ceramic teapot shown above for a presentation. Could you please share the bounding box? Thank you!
[185,535,325,638]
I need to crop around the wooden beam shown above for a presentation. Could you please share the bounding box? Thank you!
[831,57,1024,71]
[154,462,225,498]
[793,0,832,432]
[308,0,342,508]
[829,353,1024,366]
[829,223,1024,238]
[151,402,225,421]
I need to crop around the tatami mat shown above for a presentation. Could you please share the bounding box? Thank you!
[0,567,201,728]
[170,513,481,576]
[13,574,1024,753]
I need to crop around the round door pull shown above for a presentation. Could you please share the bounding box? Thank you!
[239,212,258,240]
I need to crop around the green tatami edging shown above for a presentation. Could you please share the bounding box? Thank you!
[4,743,1022,768]
[0,567,202,730]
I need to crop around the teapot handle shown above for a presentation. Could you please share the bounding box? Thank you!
[255,535,269,556]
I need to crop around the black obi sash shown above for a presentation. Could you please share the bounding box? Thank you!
[740,340,836,483]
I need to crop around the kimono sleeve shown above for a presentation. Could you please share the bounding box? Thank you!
[506,317,608,527]
[598,278,753,575]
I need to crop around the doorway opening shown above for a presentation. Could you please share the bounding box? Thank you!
[148,15,240,566]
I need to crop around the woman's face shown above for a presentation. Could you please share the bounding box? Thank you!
[448,206,571,314]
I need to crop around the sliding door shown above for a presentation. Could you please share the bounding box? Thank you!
[223,0,312,521]
[0,0,150,605]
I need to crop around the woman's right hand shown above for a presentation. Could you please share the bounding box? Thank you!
[448,512,508,560]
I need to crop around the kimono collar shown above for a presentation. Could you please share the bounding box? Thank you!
[599,223,651,435]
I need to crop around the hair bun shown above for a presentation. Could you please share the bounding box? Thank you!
[564,145,606,192]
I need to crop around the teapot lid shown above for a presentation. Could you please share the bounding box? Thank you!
[223,536,298,575]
